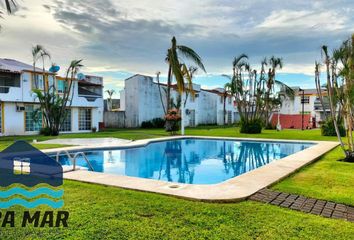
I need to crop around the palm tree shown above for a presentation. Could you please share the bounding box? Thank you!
[322,45,345,149]
[165,36,206,135]
[1,0,16,15]
[183,66,198,107]
[105,89,116,111]
[165,36,206,109]
[155,71,166,114]
[32,45,51,89]
[264,56,283,127]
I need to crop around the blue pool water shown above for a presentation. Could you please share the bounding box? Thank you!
[55,139,314,184]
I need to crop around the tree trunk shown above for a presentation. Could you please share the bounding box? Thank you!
[223,94,226,125]
[166,64,172,110]
[325,58,346,155]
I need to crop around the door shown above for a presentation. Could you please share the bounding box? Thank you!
[189,110,195,127]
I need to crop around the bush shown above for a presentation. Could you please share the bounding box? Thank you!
[321,118,346,137]
[239,119,263,134]
[92,126,97,133]
[151,118,165,128]
[40,127,52,136]
[265,122,276,130]
[141,118,165,129]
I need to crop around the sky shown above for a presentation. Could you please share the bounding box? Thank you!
[0,0,353,98]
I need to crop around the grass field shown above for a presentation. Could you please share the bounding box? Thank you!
[1,181,353,240]
[0,126,353,239]
[0,127,341,151]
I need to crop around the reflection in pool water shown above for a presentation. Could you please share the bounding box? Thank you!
[55,139,313,184]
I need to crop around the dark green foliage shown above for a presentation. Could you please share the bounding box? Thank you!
[39,127,52,136]
[240,119,263,134]
[141,118,165,129]
[151,118,165,128]
[321,119,346,137]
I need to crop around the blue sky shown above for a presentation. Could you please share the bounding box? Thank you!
[0,0,353,97]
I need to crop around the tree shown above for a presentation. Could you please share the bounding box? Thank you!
[316,35,354,161]
[165,36,206,135]
[32,45,83,136]
[1,0,16,15]
[264,56,284,127]
[225,54,293,133]
[105,89,115,111]
[165,36,206,110]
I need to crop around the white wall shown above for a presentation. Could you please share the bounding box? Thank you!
[122,74,238,128]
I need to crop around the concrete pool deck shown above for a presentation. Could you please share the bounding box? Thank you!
[42,136,339,202]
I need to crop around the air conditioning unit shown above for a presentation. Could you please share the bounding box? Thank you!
[16,105,25,112]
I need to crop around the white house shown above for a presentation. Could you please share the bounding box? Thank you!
[277,87,329,128]
[0,58,103,136]
[119,74,238,128]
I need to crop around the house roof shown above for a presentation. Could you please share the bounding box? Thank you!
[291,87,327,96]
[0,58,53,74]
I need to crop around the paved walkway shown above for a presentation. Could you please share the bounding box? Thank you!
[39,138,132,147]
[249,188,354,222]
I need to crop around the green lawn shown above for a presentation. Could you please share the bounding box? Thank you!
[1,181,353,240]
[1,126,353,239]
[273,147,354,206]
[0,127,341,152]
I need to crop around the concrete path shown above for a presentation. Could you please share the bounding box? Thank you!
[249,188,354,222]
[39,137,132,147]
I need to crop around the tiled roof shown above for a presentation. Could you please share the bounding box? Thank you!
[0,58,49,73]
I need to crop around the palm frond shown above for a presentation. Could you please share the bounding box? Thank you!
[233,54,248,67]
[176,45,206,73]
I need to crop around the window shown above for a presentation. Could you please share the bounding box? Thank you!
[13,157,30,175]
[301,96,310,104]
[79,108,92,130]
[57,80,66,93]
[32,74,44,90]
[220,96,224,104]
[25,105,42,131]
[228,97,232,104]
[60,109,72,132]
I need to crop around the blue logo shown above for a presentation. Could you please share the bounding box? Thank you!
[0,141,64,209]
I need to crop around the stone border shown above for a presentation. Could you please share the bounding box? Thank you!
[249,188,354,222]
[43,136,339,202]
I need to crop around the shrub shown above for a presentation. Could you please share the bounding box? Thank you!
[141,118,165,129]
[264,122,276,130]
[40,127,52,136]
[151,118,165,128]
[321,118,346,137]
[92,126,97,133]
[141,120,154,128]
[239,119,262,134]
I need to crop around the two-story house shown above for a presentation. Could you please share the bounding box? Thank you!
[119,74,238,128]
[0,58,103,136]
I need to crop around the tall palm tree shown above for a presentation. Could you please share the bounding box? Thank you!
[165,36,206,109]
[105,89,116,111]
[322,45,345,149]
[264,56,283,127]
[32,45,51,89]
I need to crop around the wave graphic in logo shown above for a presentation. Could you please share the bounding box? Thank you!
[0,187,64,198]
[0,198,64,209]
[0,184,64,209]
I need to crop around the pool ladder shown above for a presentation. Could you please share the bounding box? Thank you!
[56,150,94,171]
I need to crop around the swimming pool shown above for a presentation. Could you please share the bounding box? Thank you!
[54,138,314,185]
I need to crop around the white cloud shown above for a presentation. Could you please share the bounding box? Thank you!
[257,10,347,31]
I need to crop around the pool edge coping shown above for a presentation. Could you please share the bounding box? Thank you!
[44,136,339,202]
